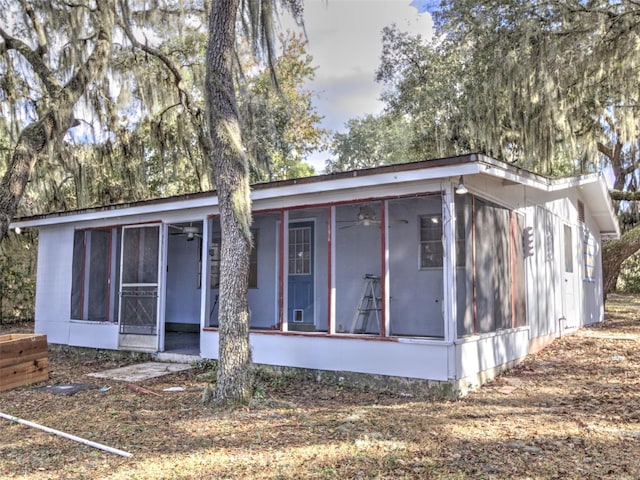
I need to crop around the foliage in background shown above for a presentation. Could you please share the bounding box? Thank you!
[330,1,640,182]
[0,2,325,219]
[616,251,640,293]
[327,113,419,172]
[327,1,640,293]
[239,33,328,182]
[0,1,327,323]
[0,233,36,324]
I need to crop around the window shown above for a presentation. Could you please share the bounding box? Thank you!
[210,230,258,288]
[564,224,574,273]
[583,228,596,282]
[420,215,443,268]
[70,229,119,321]
[288,226,311,275]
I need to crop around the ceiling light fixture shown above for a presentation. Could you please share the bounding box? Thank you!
[455,176,468,195]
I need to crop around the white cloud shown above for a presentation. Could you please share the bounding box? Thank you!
[282,1,433,170]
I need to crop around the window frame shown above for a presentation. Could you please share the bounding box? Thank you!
[419,214,443,269]
[288,226,312,276]
[70,228,118,322]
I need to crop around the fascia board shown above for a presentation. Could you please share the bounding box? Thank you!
[251,162,481,203]
[12,195,219,228]
[13,162,482,229]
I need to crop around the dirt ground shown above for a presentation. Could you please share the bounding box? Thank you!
[1,295,640,479]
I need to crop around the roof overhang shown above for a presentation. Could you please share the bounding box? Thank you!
[475,155,620,238]
[12,153,621,238]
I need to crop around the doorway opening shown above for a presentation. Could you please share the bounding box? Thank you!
[165,221,203,355]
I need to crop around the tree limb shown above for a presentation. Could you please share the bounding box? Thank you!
[0,26,61,96]
[610,190,640,201]
[20,0,48,57]
[117,0,195,113]
[603,224,640,297]
[0,0,115,240]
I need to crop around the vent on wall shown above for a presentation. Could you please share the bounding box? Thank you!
[578,200,585,223]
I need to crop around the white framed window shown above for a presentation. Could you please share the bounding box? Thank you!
[419,214,443,268]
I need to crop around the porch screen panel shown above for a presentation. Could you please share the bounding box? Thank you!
[120,226,159,335]
[475,199,496,333]
[474,199,515,333]
[388,195,444,338]
[87,230,110,320]
[335,202,382,335]
[494,206,511,330]
[512,213,527,328]
[70,229,113,321]
[122,227,159,284]
[70,231,84,319]
[111,229,122,325]
[456,195,474,337]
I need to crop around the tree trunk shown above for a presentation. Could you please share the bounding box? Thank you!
[205,0,253,405]
[602,225,640,298]
[0,1,114,240]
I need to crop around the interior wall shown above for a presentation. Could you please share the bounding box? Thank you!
[248,213,279,329]
[165,226,202,325]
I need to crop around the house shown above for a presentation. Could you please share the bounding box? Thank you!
[12,154,620,396]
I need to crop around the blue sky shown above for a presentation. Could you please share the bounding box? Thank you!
[283,1,433,170]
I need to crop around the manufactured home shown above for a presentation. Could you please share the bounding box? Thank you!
[12,154,619,394]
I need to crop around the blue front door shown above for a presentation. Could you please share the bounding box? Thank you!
[288,221,314,327]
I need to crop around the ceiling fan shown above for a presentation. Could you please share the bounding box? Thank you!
[338,205,408,229]
[168,224,202,241]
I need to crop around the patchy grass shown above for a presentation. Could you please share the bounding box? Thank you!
[2,296,640,479]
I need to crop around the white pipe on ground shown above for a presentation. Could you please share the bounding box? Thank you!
[0,411,133,458]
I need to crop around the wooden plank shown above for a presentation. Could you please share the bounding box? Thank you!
[0,358,49,392]
[0,350,47,369]
[0,333,46,344]
[0,335,47,366]
[0,370,49,392]
[0,333,36,342]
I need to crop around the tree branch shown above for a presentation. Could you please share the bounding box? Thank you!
[0,26,61,96]
[117,0,195,113]
[20,0,48,57]
[0,0,115,240]
[610,190,640,201]
[597,141,613,160]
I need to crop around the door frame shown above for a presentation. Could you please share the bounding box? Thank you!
[286,218,317,328]
[117,223,163,352]
[160,220,204,353]
[561,222,578,328]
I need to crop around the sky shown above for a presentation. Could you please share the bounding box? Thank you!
[282,0,433,170]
